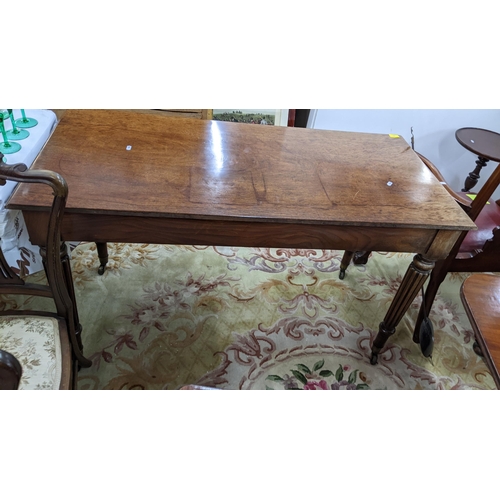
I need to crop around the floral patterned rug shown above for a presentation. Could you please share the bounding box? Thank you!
[14,243,497,389]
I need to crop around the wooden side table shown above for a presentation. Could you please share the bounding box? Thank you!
[456,127,500,192]
[460,273,500,389]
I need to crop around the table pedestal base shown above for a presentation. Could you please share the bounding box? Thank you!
[462,156,489,192]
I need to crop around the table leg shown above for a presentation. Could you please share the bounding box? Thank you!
[462,156,489,192]
[339,250,372,279]
[339,250,354,280]
[353,251,371,265]
[370,253,435,365]
[96,242,108,275]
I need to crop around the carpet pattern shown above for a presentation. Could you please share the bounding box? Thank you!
[8,243,496,389]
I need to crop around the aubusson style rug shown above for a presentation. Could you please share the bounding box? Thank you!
[8,242,497,390]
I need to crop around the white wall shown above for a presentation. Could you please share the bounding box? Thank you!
[307,110,500,199]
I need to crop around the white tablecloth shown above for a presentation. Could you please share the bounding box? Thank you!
[0,109,57,275]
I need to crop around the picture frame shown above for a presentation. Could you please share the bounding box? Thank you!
[212,109,289,126]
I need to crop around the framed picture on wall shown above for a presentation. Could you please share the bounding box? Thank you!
[212,109,289,126]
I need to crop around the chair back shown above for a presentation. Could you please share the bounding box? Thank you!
[416,151,500,221]
[0,152,87,367]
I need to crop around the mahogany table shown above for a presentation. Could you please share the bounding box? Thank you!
[455,127,500,192]
[460,274,500,388]
[7,110,475,364]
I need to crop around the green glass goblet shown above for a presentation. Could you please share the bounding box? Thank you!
[14,109,38,128]
[6,110,30,140]
[0,115,21,154]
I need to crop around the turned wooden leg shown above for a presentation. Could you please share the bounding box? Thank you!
[371,254,435,365]
[339,251,354,280]
[353,251,371,265]
[412,259,449,343]
[96,242,109,275]
[462,156,489,192]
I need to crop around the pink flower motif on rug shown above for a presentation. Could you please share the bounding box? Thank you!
[266,360,371,390]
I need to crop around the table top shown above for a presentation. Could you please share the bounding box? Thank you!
[461,273,500,385]
[8,109,474,232]
[455,127,500,162]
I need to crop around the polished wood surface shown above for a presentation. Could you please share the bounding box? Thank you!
[456,128,500,162]
[461,274,500,388]
[456,127,500,192]
[7,110,476,363]
[51,109,213,122]
[10,110,473,235]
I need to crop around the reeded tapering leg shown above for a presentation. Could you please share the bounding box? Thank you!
[339,251,354,280]
[412,259,448,343]
[462,156,489,192]
[96,242,108,275]
[371,253,435,365]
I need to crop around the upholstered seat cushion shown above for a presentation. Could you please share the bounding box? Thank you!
[460,199,500,253]
[0,316,63,389]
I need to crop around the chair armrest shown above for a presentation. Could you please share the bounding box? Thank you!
[416,152,472,208]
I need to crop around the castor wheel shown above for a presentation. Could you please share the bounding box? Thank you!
[339,269,346,280]
[370,353,378,365]
[353,251,370,265]
[473,341,484,357]
[98,264,106,275]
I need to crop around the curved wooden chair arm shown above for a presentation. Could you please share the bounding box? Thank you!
[0,153,91,388]
[415,152,472,208]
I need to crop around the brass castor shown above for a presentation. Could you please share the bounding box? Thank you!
[98,264,106,275]
[370,353,378,365]
[339,269,346,280]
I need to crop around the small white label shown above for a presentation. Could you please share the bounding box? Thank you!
[440,181,447,185]
[126,145,132,150]
[387,181,393,186]
[470,140,475,144]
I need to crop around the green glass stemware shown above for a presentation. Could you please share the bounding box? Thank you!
[6,110,29,140]
[14,109,38,129]
[0,115,21,154]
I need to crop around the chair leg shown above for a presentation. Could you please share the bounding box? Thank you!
[339,251,354,280]
[61,244,92,369]
[96,242,108,275]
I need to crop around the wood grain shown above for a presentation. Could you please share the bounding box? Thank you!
[22,210,446,253]
[461,274,500,388]
[7,109,478,361]
[10,109,474,232]
[456,128,500,162]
